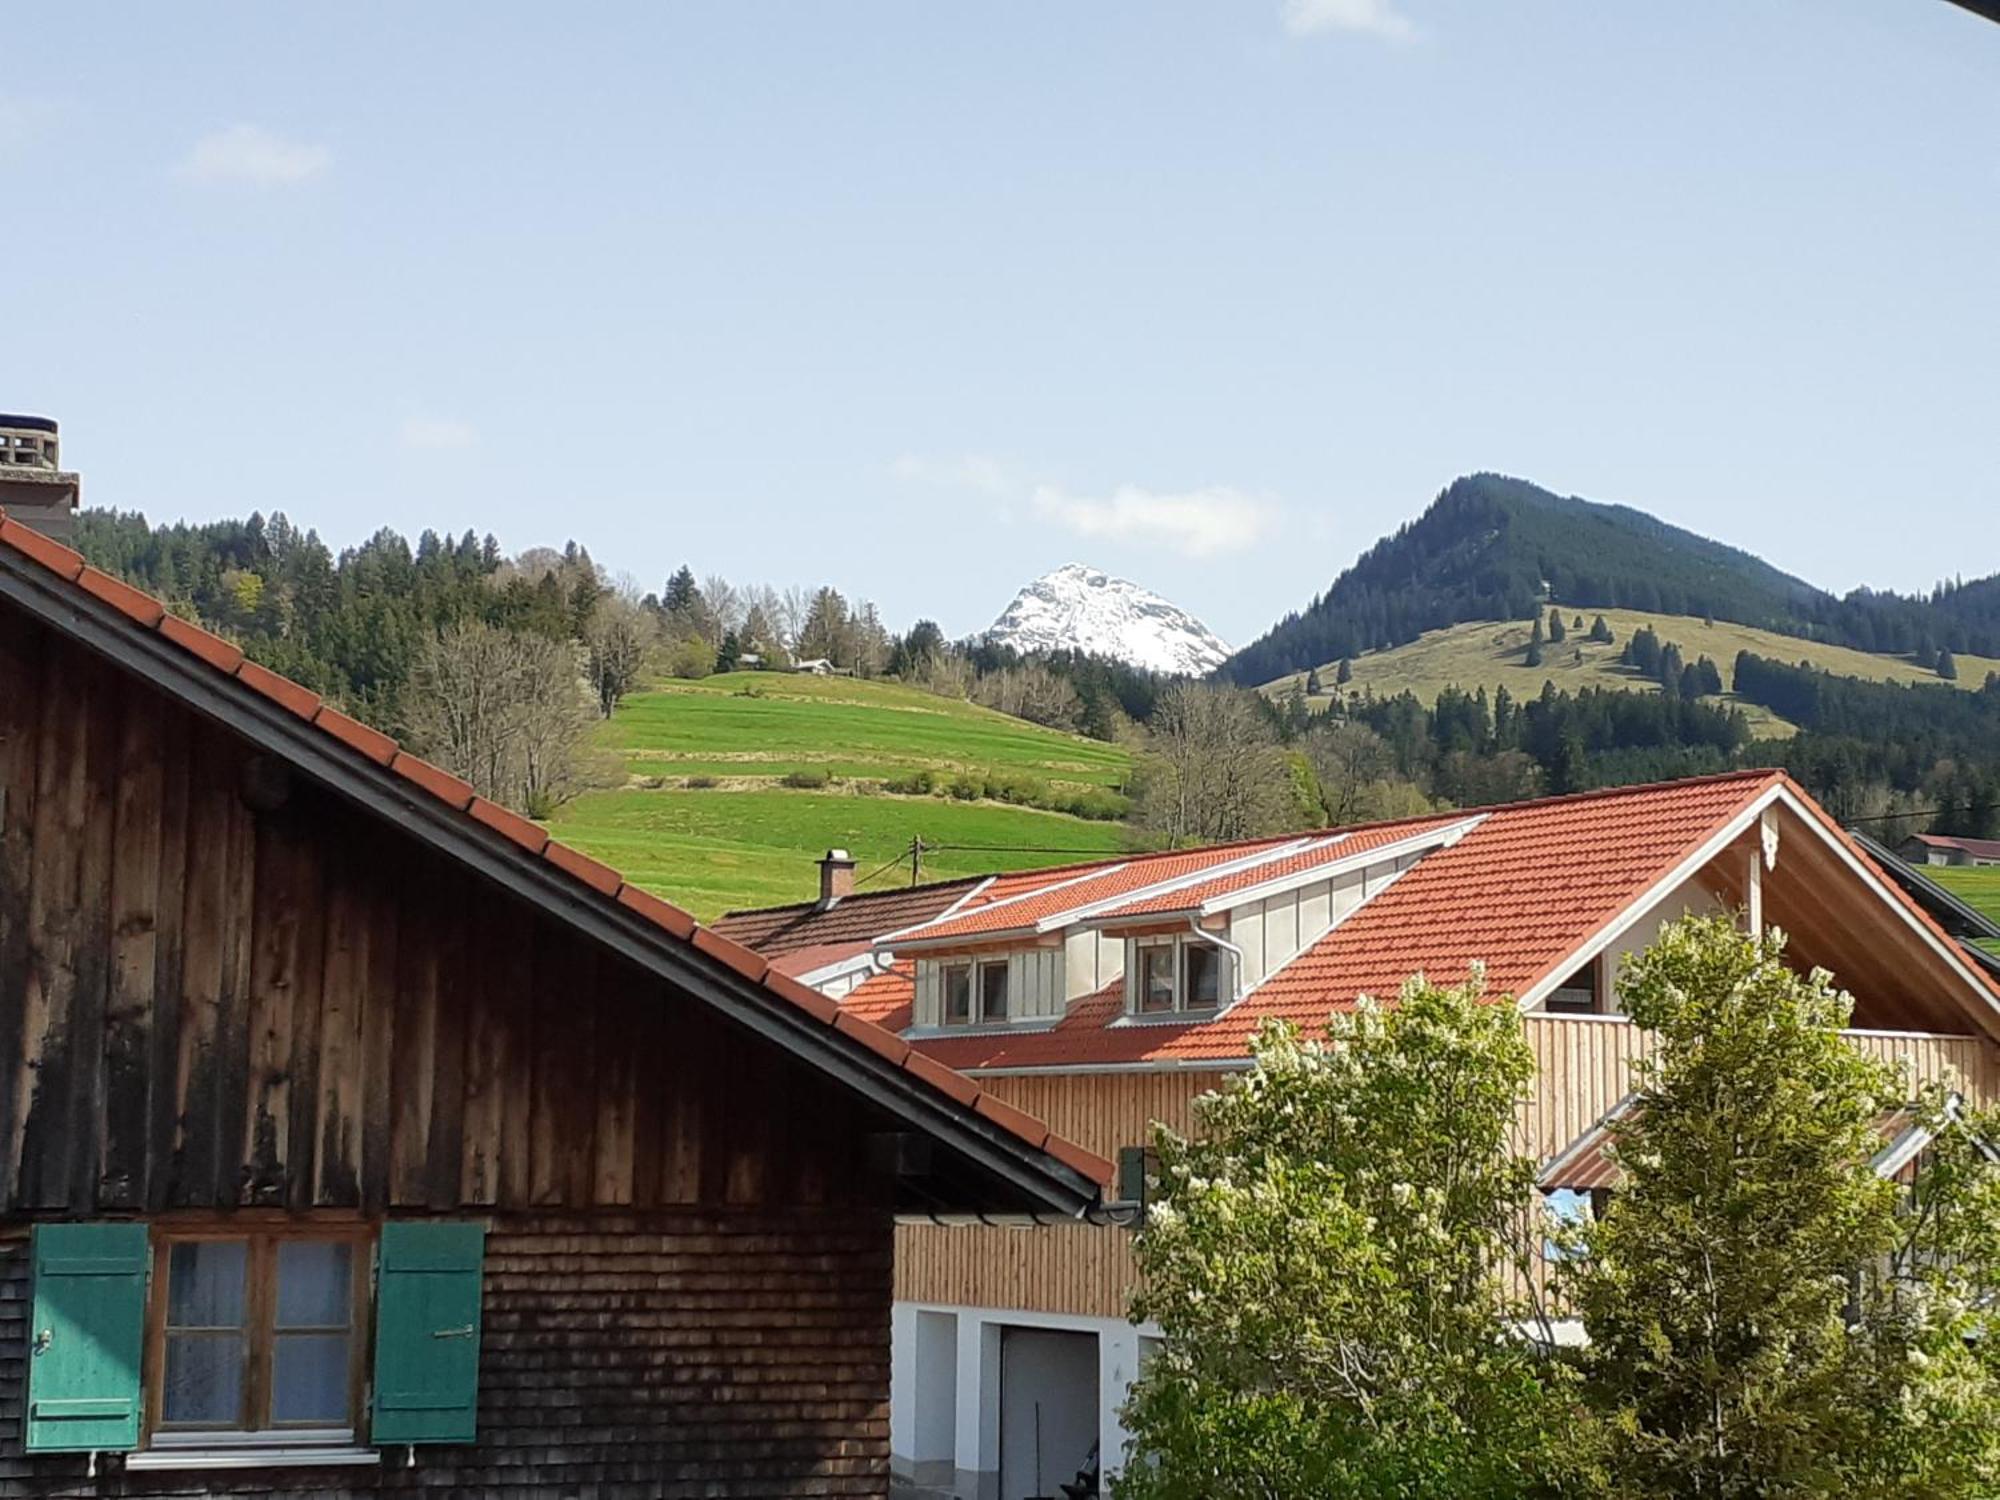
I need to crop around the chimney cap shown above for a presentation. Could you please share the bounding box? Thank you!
[822,848,855,864]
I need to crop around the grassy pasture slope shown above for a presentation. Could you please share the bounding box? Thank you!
[548,672,1132,918]
[1262,609,2000,738]
[1929,867,2000,957]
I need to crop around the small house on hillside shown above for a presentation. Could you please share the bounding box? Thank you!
[1901,833,2000,868]
[792,657,836,676]
[0,510,1105,1497]
[722,774,2000,1500]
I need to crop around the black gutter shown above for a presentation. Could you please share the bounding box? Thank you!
[0,553,1101,1219]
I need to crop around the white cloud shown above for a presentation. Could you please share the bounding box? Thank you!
[890,452,1011,497]
[1280,0,1419,42]
[1030,483,1277,559]
[174,124,331,187]
[400,417,478,451]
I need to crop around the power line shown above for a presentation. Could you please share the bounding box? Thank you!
[1843,802,2000,828]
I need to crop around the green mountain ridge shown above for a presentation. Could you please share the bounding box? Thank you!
[1221,474,2000,686]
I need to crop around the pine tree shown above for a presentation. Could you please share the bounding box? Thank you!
[1337,657,1354,685]
[1588,615,1614,645]
[1306,667,1324,695]
[1525,639,1544,669]
[1548,608,1567,644]
[1938,648,1959,681]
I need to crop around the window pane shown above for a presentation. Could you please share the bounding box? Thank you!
[979,963,1009,1022]
[1185,944,1220,1008]
[167,1241,247,1329]
[276,1241,352,1328]
[162,1334,245,1426]
[272,1334,352,1425]
[943,965,972,1023]
[1138,946,1176,1013]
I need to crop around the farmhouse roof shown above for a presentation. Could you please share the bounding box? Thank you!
[1908,833,2000,860]
[831,770,2000,1071]
[0,511,1111,1210]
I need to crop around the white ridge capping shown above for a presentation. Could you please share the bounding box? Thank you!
[1190,815,1484,918]
[872,861,1132,948]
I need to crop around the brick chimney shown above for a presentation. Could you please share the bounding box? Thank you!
[0,415,80,544]
[817,849,857,908]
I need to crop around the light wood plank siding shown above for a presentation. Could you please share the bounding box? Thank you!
[897,1021,2000,1321]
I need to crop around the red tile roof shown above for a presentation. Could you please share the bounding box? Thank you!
[0,510,1113,1193]
[710,877,984,958]
[862,772,1789,1070]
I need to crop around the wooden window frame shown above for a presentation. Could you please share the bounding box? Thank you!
[975,959,1010,1024]
[1130,936,1223,1016]
[142,1222,374,1449]
[940,962,974,1025]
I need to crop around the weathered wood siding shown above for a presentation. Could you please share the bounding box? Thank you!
[897,1021,2000,1322]
[0,1207,892,1498]
[0,619,881,1218]
[0,614,900,1496]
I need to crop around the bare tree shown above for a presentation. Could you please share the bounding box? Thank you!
[407,623,598,818]
[1132,683,1299,846]
[700,573,743,645]
[777,586,812,653]
[583,593,653,717]
[973,662,1083,730]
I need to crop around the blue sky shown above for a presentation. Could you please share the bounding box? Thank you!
[6,2,1996,645]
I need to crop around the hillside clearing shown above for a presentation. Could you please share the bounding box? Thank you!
[1262,609,2000,738]
[547,671,1134,917]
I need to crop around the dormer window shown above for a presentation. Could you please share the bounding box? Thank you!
[1130,937,1224,1017]
[941,960,1011,1025]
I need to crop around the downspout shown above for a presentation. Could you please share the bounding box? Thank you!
[1186,916,1247,1005]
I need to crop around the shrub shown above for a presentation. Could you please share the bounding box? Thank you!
[683,774,719,789]
[781,768,832,790]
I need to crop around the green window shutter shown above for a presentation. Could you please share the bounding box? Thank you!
[25,1223,149,1453]
[371,1221,485,1445]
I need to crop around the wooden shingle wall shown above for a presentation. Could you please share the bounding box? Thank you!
[0,618,878,1218]
[0,1208,892,1498]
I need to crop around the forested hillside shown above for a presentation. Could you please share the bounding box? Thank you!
[1223,474,2000,685]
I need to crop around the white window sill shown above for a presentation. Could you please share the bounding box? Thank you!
[126,1446,381,1471]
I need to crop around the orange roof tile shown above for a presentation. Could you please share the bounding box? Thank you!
[0,508,1108,1197]
[864,772,1789,1071]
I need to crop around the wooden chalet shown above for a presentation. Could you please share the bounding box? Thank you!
[718,770,2000,1500]
[0,511,1107,1498]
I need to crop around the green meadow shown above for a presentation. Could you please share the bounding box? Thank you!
[547,672,1133,918]
[1929,866,2000,957]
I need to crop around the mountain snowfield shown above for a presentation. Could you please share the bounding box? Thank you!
[985,563,1231,676]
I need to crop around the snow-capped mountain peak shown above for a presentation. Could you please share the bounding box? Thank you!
[985,563,1231,677]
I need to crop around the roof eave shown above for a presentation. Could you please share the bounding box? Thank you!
[0,547,1102,1220]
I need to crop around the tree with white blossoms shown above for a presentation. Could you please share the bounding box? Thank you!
[1567,914,2000,1499]
[1117,972,1601,1500]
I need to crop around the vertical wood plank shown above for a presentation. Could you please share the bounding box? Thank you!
[282,812,328,1210]
[558,944,598,1207]
[101,685,165,1209]
[457,893,503,1206]
[424,877,468,1211]
[389,858,439,1208]
[171,722,233,1207]
[211,745,258,1206]
[357,854,400,1216]
[314,837,366,1207]
[593,979,638,1208]
[17,647,90,1208]
[0,618,44,1211]
[144,702,191,1212]
[67,658,119,1210]
[495,918,534,1211]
